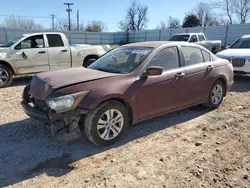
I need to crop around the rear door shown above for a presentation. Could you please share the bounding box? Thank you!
[180,45,215,104]
[46,34,71,71]
[136,46,189,120]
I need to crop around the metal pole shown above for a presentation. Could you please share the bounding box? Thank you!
[50,14,56,30]
[77,9,79,31]
[64,3,74,31]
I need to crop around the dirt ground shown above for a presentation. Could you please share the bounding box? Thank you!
[0,76,250,188]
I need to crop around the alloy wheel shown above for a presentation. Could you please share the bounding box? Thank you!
[0,68,9,85]
[97,109,124,140]
[211,84,223,105]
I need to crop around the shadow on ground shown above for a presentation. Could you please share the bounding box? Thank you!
[0,106,209,187]
[231,75,250,92]
[10,77,32,87]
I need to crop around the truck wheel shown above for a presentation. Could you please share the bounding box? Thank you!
[83,57,98,67]
[0,65,13,88]
[84,100,129,146]
[204,80,225,109]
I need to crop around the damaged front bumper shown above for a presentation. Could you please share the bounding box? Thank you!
[21,101,88,142]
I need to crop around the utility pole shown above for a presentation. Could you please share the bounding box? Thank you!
[64,3,74,31]
[77,9,79,31]
[50,14,56,30]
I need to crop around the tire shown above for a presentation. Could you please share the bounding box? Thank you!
[84,100,129,146]
[0,64,13,88]
[83,58,98,68]
[205,80,225,109]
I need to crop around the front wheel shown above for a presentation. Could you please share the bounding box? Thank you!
[84,101,129,146]
[0,65,13,88]
[205,80,225,109]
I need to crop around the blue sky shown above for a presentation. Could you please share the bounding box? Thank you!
[0,0,210,31]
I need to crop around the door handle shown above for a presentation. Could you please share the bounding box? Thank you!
[38,51,46,54]
[175,72,185,78]
[61,49,68,52]
[207,65,214,70]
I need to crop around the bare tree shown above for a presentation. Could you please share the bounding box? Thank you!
[167,16,180,28]
[156,20,167,29]
[213,0,235,24]
[195,2,219,26]
[4,16,43,29]
[118,0,148,31]
[233,0,250,23]
[85,20,106,32]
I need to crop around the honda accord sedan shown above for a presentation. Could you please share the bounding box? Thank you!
[21,41,234,146]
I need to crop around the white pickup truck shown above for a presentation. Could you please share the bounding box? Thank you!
[0,32,110,87]
[169,32,222,54]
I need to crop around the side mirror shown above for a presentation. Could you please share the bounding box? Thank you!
[144,66,163,76]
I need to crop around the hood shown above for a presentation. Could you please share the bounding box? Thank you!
[29,67,118,100]
[216,49,250,59]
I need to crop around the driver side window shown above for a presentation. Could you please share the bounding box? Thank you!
[145,47,180,71]
[15,35,44,49]
[190,35,198,42]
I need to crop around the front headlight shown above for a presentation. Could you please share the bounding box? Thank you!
[46,91,90,113]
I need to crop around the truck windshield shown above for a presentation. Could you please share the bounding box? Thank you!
[0,35,24,47]
[230,38,250,49]
[88,47,153,74]
[169,35,190,41]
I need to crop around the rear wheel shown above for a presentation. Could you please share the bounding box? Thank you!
[205,80,225,109]
[84,101,129,146]
[0,65,13,88]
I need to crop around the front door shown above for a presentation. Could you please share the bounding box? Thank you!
[136,46,188,120]
[46,34,71,71]
[12,34,49,74]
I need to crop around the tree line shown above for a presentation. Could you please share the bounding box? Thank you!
[1,15,106,32]
[119,0,250,31]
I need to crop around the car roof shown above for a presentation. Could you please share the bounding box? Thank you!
[173,32,204,36]
[122,41,204,48]
[23,32,64,37]
[242,35,250,38]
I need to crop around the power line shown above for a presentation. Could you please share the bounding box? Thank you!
[64,3,74,31]
[0,14,50,19]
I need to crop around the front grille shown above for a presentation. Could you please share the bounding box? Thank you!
[230,59,246,67]
[34,99,49,112]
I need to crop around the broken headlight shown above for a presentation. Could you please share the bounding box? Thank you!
[46,91,90,113]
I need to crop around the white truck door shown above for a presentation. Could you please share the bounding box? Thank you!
[12,34,49,74]
[46,34,71,71]
[197,34,207,48]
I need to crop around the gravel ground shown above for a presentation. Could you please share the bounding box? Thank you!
[0,76,250,188]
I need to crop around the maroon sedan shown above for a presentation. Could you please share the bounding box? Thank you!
[21,41,234,146]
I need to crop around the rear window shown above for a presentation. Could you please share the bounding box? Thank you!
[202,50,211,62]
[198,34,205,41]
[181,46,204,66]
[46,34,64,47]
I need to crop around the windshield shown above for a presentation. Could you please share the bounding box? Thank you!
[0,35,24,47]
[169,35,190,41]
[230,38,250,49]
[88,47,153,74]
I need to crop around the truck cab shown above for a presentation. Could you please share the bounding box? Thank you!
[0,32,109,88]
